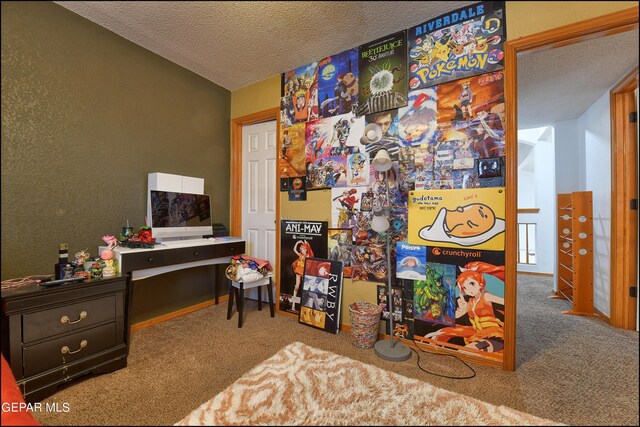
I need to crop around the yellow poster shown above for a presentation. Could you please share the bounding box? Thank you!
[408,188,505,250]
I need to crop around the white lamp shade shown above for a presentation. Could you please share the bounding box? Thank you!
[372,148,392,172]
[360,123,382,145]
[371,207,390,233]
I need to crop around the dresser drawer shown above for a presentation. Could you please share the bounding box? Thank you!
[213,241,245,258]
[121,249,174,273]
[22,295,117,344]
[23,323,119,377]
[174,245,215,264]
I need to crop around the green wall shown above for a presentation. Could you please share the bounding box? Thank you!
[1,2,231,280]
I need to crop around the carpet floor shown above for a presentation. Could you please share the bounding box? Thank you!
[34,275,638,426]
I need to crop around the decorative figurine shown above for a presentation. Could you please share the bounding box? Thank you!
[100,235,118,277]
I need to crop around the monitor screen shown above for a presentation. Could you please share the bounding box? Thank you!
[148,190,212,239]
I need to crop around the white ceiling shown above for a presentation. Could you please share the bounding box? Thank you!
[55,1,638,127]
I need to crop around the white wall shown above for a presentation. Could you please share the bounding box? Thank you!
[518,169,536,207]
[553,119,583,194]
[577,91,611,316]
[517,127,556,276]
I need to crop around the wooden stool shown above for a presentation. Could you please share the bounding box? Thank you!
[226,274,275,328]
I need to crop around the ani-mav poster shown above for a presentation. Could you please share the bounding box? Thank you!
[298,258,343,334]
[280,220,328,315]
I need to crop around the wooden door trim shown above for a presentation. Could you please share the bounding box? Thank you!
[610,65,638,329]
[230,108,280,237]
[504,6,639,371]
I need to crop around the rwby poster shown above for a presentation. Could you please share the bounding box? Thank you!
[408,1,505,89]
[298,257,344,334]
[318,48,360,118]
[357,30,408,116]
[279,220,328,315]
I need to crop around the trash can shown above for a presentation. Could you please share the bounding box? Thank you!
[349,301,382,349]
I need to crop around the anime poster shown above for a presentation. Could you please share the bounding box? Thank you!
[396,242,427,280]
[318,48,360,118]
[352,244,387,283]
[408,1,505,89]
[298,258,343,334]
[279,220,328,315]
[280,122,307,179]
[357,30,408,116]
[397,88,439,146]
[288,176,307,201]
[360,110,402,160]
[282,62,319,123]
[330,187,369,229]
[413,263,456,326]
[408,187,505,250]
[377,285,389,319]
[328,229,353,278]
[436,71,505,159]
[347,152,370,187]
[414,247,505,360]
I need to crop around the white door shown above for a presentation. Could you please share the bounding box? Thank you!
[242,121,277,300]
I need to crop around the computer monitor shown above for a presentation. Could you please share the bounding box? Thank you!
[148,190,213,241]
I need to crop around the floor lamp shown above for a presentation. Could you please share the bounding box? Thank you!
[370,148,412,362]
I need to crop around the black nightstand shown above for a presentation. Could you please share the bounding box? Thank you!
[1,276,129,402]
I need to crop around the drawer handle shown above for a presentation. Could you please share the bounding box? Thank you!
[61,311,87,325]
[193,251,199,256]
[61,339,87,355]
[147,257,154,262]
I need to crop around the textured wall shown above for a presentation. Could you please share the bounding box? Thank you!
[1,2,230,280]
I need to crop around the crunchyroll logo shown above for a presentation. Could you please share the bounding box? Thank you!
[431,247,441,256]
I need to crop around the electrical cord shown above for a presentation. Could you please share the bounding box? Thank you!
[410,338,476,379]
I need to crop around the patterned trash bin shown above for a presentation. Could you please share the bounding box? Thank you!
[349,301,382,349]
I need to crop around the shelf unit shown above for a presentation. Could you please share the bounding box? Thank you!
[552,191,595,316]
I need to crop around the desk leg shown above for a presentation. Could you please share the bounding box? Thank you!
[267,278,275,318]
[258,285,262,311]
[226,279,235,320]
[238,282,244,328]
[214,265,220,305]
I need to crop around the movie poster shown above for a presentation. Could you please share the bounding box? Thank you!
[408,187,505,250]
[413,246,505,361]
[282,62,319,123]
[280,122,307,180]
[396,241,427,280]
[408,1,506,90]
[357,30,408,116]
[328,229,353,278]
[318,48,360,118]
[280,220,328,314]
[298,258,344,334]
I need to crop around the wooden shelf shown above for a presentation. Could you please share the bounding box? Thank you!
[556,192,595,317]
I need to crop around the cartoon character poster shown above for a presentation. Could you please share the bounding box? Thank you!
[436,71,505,159]
[408,1,505,90]
[413,263,456,326]
[396,242,427,280]
[283,62,319,123]
[330,187,369,229]
[279,220,328,315]
[357,30,408,116]
[298,258,344,334]
[408,187,505,250]
[328,229,353,278]
[280,122,307,179]
[414,247,505,360]
[318,48,359,118]
[397,88,439,146]
[347,152,370,187]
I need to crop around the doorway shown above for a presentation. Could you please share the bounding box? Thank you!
[504,7,639,371]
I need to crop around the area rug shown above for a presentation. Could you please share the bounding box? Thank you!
[175,342,560,426]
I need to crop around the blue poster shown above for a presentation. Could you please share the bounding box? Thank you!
[396,242,427,280]
[318,48,359,118]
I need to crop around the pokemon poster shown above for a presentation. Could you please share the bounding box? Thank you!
[408,187,505,250]
[279,221,328,315]
[318,48,359,118]
[408,1,505,89]
[357,30,408,116]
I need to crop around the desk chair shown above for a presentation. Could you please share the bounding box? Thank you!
[226,273,275,328]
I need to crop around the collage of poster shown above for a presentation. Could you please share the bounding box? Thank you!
[278,1,507,362]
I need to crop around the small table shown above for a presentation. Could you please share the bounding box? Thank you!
[226,274,275,328]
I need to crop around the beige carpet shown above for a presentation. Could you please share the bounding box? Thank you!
[175,342,560,426]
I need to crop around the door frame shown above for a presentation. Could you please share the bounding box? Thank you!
[230,107,281,290]
[504,7,639,370]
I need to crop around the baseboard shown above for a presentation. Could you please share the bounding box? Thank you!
[131,296,228,332]
[517,271,554,277]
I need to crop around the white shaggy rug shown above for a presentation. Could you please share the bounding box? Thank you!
[175,342,561,426]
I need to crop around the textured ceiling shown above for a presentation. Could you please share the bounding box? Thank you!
[517,30,638,129]
[55,1,638,127]
[55,1,475,91]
